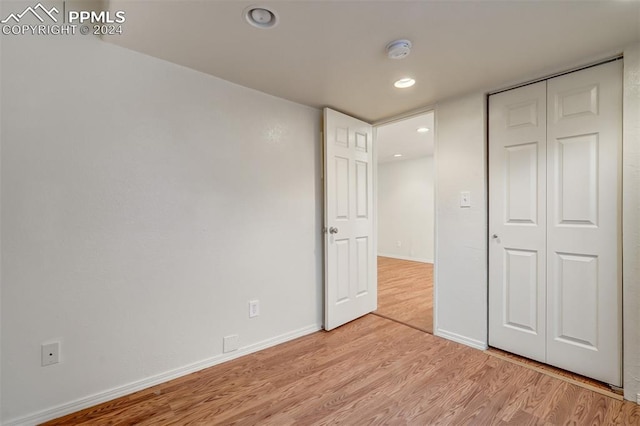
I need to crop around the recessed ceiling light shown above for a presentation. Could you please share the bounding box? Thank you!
[244,6,279,29]
[394,154,403,157]
[417,127,430,133]
[394,78,415,89]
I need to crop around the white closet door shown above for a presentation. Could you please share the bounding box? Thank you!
[546,61,622,386]
[489,82,547,362]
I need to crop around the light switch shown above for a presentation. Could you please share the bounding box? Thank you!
[460,191,471,207]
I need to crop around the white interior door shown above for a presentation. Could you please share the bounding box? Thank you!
[489,82,548,362]
[546,60,622,386]
[489,61,622,386]
[324,108,376,331]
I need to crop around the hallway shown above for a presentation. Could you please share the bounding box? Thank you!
[375,256,433,333]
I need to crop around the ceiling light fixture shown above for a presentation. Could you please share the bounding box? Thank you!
[244,6,279,29]
[394,154,403,158]
[386,39,412,60]
[394,78,415,89]
[417,127,430,133]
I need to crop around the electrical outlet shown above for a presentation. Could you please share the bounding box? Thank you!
[41,342,60,366]
[396,240,402,248]
[223,335,239,353]
[249,300,260,318]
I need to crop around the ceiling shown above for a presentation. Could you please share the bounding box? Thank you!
[106,1,640,123]
[377,112,434,163]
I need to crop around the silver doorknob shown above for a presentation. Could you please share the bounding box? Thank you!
[492,234,499,239]
[329,227,339,234]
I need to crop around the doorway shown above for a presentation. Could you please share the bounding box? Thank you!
[374,111,435,333]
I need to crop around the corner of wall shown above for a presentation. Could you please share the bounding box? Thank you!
[0,19,3,421]
[623,41,640,403]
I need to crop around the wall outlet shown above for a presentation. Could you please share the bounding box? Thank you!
[396,240,402,248]
[41,342,60,366]
[223,335,239,353]
[249,300,260,318]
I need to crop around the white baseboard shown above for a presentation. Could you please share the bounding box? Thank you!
[435,328,488,351]
[5,323,323,426]
[377,253,433,264]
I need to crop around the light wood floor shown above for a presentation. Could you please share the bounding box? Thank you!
[374,256,615,397]
[488,347,621,399]
[375,256,433,333]
[45,315,640,425]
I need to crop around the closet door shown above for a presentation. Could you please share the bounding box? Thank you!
[546,60,622,386]
[488,82,547,362]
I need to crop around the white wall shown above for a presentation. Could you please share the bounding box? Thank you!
[377,156,434,263]
[433,94,488,350]
[623,42,640,402]
[0,34,323,424]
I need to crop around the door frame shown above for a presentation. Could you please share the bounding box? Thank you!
[371,106,438,331]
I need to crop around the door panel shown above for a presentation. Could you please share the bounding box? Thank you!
[335,239,350,302]
[554,252,599,349]
[555,84,598,120]
[335,157,349,219]
[356,237,369,295]
[503,248,539,333]
[324,108,376,330]
[489,82,547,363]
[505,142,539,224]
[355,161,369,218]
[546,61,622,386]
[556,134,599,226]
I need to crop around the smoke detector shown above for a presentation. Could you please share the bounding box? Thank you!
[386,39,412,60]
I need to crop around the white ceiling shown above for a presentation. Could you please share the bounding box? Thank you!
[377,112,434,163]
[106,1,640,123]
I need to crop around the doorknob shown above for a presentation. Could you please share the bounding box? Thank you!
[492,234,499,239]
[329,227,339,234]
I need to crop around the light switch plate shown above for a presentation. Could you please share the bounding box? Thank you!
[460,191,471,207]
[249,300,260,318]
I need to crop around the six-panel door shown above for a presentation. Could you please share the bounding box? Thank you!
[489,82,547,363]
[324,108,376,331]
[546,61,622,386]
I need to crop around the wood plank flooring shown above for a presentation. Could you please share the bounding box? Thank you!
[375,256,615,398]
[375,256,433,333]
[44,315,640,425]
[487,347,619,399]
